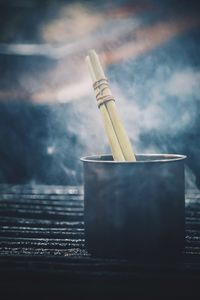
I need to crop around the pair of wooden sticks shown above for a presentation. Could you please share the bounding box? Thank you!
[85,50,136,161]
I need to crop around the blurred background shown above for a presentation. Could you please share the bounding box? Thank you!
[0,0,199,187]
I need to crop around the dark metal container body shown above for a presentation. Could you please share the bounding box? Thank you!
[81,154,186,259]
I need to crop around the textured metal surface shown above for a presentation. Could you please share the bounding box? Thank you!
[0,184,200,281]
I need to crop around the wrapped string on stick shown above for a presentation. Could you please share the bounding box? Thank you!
[85,49,136,162]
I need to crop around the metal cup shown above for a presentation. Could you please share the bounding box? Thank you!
[81,154,186,259]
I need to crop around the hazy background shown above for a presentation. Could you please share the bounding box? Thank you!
[0,0,199,188]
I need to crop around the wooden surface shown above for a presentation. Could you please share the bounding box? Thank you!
[0,184,200,299]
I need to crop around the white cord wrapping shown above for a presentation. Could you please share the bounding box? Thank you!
[93,78,115,108]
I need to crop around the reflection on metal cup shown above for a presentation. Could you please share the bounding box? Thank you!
[81,154,186,259]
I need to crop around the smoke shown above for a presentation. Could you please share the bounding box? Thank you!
[108,64,200,189]
[0,0,200,188]
[114,67,199,140]
[185,165,199,192]
[166,70,200,98]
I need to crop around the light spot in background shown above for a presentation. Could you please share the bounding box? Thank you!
[47,145,56,155]
[103,17,200,65]
[1,2,199,105]
[32,77,91,103]
[24,16,200,103]
[41,3,104,43]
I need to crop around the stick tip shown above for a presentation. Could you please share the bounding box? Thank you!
[88,49,98,60]
[88,49,96,55]
[85,55,89,63]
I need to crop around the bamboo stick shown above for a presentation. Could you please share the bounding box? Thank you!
[85,55,125,161]
[86,49,136,162]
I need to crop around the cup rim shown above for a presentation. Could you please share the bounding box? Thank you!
[80,154,187,164]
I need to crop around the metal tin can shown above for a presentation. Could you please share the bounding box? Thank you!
[81,154,186,259]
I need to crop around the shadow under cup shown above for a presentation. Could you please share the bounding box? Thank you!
[81,154,186,259]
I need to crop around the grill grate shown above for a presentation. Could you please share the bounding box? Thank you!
[0,184,200,298]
